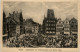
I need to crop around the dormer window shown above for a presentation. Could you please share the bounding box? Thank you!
[59,21,61,23]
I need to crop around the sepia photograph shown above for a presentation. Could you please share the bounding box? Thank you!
[3,2,78,48]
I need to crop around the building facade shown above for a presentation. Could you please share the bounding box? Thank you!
[43,9,57,36]
[56,18,63,35]
[63,18,70,35]
[16,24,20,35]
[25,19,33,35]
[70,18,78,35]
[7,11,23,37]
[7,17,18,37]
[9,11,24,35]
[25,19,41,36]
[32,22,41,35]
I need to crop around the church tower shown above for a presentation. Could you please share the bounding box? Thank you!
[47,9,55,18]
[43,9,57,36]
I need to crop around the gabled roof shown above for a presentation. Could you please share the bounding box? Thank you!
[7,17,20,25]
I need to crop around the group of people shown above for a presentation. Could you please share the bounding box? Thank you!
[46,35,77,48]
[3,34,77,48]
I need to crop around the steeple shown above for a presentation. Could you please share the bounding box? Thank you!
[19,11,23,24]
[3,11,6,18]
[44,14,46,19]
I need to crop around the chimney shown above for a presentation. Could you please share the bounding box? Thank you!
[13,11,15,14]
[9,13,11,17]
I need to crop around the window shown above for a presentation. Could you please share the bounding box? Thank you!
[52,32,55,33]
[51,21,53,22]
[48,28,50,30]
[51,28,55,30]
[54,24,55,26]
[64,28,69,30]
[71,26,73,27]
[51,28,53,30]
[46,28,48,30]
[46,24,48,26]
[49,24,50,26]
[51,24,53,26]
[50,31,52,33]
[49,20,51,22]
[46,31,49,33]
[53,28,55,30]
[59,21,61,23]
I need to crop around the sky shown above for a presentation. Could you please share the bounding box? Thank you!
[3,2,77,24]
